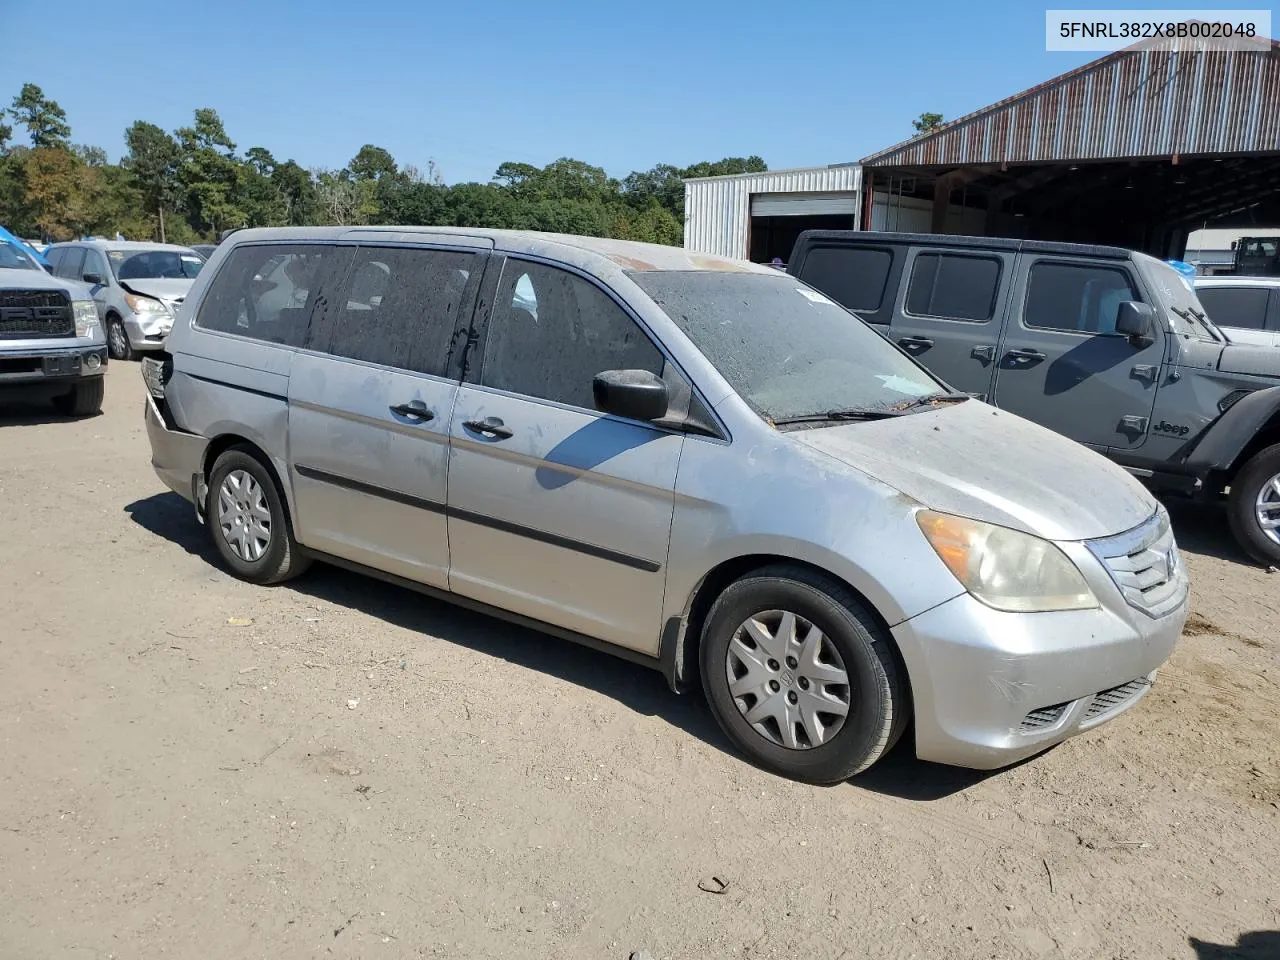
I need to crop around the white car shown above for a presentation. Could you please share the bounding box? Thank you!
[1195,276,1280,348]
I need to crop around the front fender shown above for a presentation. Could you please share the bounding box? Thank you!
[1182,384,1280,473]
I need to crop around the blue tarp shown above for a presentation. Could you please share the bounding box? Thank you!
[0,225,49,266]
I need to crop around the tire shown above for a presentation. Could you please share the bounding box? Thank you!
[106,314,134,361]
[1227,443,1280,566]
[207,446,311,584]
[699,564,907,784]
[51,378,104,417]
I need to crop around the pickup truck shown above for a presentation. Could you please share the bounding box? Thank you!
[788,231,1280,566]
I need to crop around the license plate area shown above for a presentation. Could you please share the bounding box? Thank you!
[42,355,81,376]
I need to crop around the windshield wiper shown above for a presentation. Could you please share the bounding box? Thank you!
[890,391,969,412]
[771,408,904,427]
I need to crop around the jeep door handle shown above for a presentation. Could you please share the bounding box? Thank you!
[970,344,996,362]
[390,400,434,421]
[897,336,934,350]
[463,416,513,440]
[1005,348,1047,363]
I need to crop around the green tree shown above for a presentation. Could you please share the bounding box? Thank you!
[912,112,944,134]
[73,144,108,167]
[348,144,398,182]
[8,83,72,149]
[24,147,84,239]
[123,120,184,241]
[176,108,244,236]
[271,159,317,225]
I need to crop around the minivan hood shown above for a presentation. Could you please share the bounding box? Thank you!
[792,399,1156,542]
[1217,342,1280,377]
[120,278,193,304]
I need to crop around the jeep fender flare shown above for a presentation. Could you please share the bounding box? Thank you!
[1182,384,1280,474]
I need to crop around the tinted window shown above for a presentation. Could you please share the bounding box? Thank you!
[483,260,663,410]
[57,247,85,281]
[43,247,65,271]
[797,246,892,313]
[83,249,109,281]
[906,253,1000,322]
[197,243,341,347]
[109,248,203,280]
[1025,263,1136,334]
[1196,286,1270,331]
[0,240,39,270]
[630,270,943,423]
[319,245,480,376]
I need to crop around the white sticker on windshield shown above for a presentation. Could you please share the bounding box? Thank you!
[796,288,835,306]
[876,374,935,397]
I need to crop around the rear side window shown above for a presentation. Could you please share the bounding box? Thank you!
[315,245,480,377]
[1024,262,1136,334]
[56,247,84,281]
[196,243,342,347]
[796,246,892,314]
[44,247,66,272]
[906,253,1000,322]
[1196,286,1269,331]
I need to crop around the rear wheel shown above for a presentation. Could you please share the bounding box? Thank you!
[52,378,104,417]
[699,564,907,784]
[207,447,310,584]
[106,314,134,361]
[1228,444,1280,566]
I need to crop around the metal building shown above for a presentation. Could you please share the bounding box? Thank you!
[685,32,1280,261]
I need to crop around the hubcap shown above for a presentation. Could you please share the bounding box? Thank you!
[217,469,272,562]
[109,321,127,357]
[1255,472,1280,547]
[725,610,851,750]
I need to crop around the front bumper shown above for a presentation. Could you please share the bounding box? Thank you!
[124,313,172,352]
[145,393,208,504]
[892,587,1188,770]
[0,345,107,386]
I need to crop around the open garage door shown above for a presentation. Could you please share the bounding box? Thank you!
[749,192,859,263]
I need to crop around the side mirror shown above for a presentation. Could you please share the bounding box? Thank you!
[1115,300,1155,343]
[82,272,103,285]
[1231,240,1238,250]
[592,369,669,422]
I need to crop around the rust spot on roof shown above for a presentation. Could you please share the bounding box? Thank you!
[606,253,658,271]
[689,255,750,272]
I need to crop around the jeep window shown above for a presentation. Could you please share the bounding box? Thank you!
[796,246,892,315]
[906,253,1000,322]
[629,270,942,423]
[1135,256,1221,341]
[109,248,205,280]
[0,240,39,270]
[1025,263,1136,334]
[1195,286,1269,331]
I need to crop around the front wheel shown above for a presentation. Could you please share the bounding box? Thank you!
[207,447,310,584]
[52,378,104,417]
[1227,444,1280,566]
[699,564,907,784]
[106,315,134,361]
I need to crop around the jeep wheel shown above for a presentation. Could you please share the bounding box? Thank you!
[1227,443,1280,566]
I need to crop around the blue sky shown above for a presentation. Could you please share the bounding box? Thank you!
[0,0,1267,183]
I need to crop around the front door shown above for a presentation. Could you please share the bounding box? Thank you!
[446,257,683,656]
[885,247,1012,400]
[287,241,485,588]
[992,256,1164,451]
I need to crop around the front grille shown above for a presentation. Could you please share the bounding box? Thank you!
[0,289,74,338]
[1083,678,1150,722]
[1087,512,1185,618]
[1020,703,1069,731]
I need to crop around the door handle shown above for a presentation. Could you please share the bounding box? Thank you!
[1005,348,1047,363]
[1131,363,1158,384]
[463,416,513,440]
[970,344,996,363]
[390,400,434,421]
[897,336,934,350]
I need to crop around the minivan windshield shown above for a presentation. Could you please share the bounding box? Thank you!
[0,239,40,270]
[108,248,204,281]
[629,270,947,423]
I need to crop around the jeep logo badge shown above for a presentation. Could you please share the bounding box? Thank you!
[1151,420,1190,437]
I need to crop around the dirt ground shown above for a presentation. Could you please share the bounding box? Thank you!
[1,365,1277,960]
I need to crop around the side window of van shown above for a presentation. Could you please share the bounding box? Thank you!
[1024,263,1136,335]
[314,246,480,377]
[1196,286,1269,331]
[196,244,337,347]
[906,253,1000,322]
[797,246,892,319]
[482,259,664,410]
[56,247,85,281]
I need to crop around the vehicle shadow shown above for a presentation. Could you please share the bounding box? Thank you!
[1162,498,1259,566]
[127,489,992,800]
[0,393,87,426]
[1189,931,1280,959]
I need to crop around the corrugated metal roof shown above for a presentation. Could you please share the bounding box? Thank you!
[864,36,1280,166]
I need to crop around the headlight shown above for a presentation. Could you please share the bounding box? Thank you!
[917,510,1097,613]
[124,292,171,316]
[72,300,99,338]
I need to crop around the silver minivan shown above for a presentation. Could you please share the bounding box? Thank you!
[143,227,1189,783]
